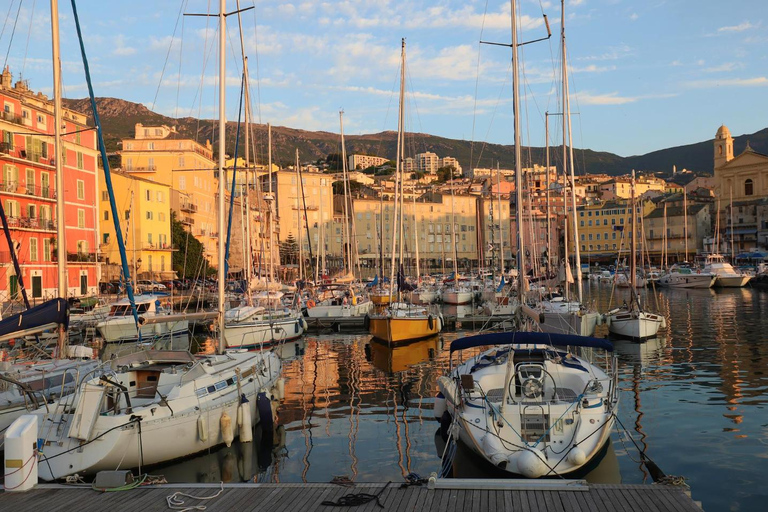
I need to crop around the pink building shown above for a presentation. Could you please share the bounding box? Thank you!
[0,68,99,303]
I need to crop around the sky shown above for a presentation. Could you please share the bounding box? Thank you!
[1,0,766,162]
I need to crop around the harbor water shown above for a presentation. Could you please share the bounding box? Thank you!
[154,282,767,512]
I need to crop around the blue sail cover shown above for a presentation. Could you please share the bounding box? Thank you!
[449,331,613,353]
[0,298,69,339]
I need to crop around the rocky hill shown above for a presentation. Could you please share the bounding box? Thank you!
[63,97,767,177]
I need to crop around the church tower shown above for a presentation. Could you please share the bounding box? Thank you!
[714,124,734,170]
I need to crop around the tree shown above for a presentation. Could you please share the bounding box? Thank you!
[171,212,213,277]
[279,234,299,265]
[436,165,457,182]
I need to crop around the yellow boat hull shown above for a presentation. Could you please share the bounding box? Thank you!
[368,315,441,344]
[371,294,392,305]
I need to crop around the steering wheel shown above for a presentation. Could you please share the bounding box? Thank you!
[508,365,558,401]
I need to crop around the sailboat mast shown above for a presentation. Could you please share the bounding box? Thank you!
[729,184,734,262]
[411,185,420,280]
[497,162,504,273]
[340,111,351,274]
[545,113,551,274]
[235,2,253,290]
[562,0,582,302]
[216,0,227,354]
[663,202,668,269]
[267,123,275,283]
[511,0,525,300]
[51,0,67,356]
[630,171,636,289]
[295,149,302,281]
[683,186,688,262]
[389,39,405,302]
[451,179,458,277]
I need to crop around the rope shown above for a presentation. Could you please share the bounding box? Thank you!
[92,473,148,492]
[2,451,37,490]
[321,481,391,508]
[400,473,428,488]
[166,481,225,512]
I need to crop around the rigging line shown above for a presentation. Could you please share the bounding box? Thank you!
[193,0,213,143]
[0,0,17,45]
[20,0,35,79]
[474,59,512,170]
[150,0,187,113]
[248,3,262,125]
[470,0,492,181]
[174,0,189,119]
[2,0,23,72]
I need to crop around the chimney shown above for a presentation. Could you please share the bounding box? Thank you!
[0,66,11,88]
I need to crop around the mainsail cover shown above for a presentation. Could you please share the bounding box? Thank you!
[0,298,69,339]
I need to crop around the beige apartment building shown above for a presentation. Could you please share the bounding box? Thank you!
[598,175,668,201]
[348,154,389,171]
[121,124,219,260]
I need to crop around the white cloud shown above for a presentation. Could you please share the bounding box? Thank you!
[569,64,616,73]
[629,13,638,21]
[579,45,633,61]
[704,62,740,73]
[113,35,136,56]
[683,77,768,88]
[574,91,677,105]
[718,21,755,33]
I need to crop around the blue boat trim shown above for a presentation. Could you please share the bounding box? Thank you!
[450,331,613,354]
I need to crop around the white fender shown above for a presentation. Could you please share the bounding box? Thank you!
[239,402,253,443]
[220,411,234,447]
[197,415,208,442]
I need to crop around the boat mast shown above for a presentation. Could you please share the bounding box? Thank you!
[512,0,525,301]
[451,181,459,278]
[729,183,734,262]
[683,186,688,262]
[413,184,420,281]
[562,0,582,303]
[545,113,552,275]
[216,0,226,354]
[663,202,668,270]
[497,162,504,274]
[267,123,275,284]
[340,110,351,275]
[51,0,67,356]
[630,171,636,289]
[388,39,405,303]
[295,149,302,281]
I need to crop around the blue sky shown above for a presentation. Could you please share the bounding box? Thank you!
[2,0,766,160]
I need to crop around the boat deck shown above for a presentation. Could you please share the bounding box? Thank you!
[1,480,702,511]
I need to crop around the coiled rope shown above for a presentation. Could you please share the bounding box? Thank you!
[166,482,225,512]
[321,481,391,508]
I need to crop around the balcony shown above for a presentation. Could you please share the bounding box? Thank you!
[67,251,97,263]
[5,215,56,231]
[0,181,57,200]
[141,243,177,251]
[1,111,23,125]
[126,165,157,173]
[181,217,194,226]
[179,202,198,213]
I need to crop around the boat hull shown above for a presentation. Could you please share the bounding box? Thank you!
[657,273,715,288]
[538,310,600,337]
[608,311,664,340]
[442,290,473,305]
[224,317,305,350]
[714,275,752,287]
[306,301,371,318]
[97,318,189,343]
[368,315,441,344]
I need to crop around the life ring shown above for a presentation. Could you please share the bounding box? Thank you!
[696,269,701,274]
[428,315,434,330]
[306,300,316,309]
[363,314,371,330]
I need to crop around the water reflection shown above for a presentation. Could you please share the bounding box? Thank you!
[149,286,768,512]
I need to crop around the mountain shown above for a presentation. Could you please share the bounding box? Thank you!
[63,97,767,177]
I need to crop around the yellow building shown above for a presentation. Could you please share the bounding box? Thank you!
[599,176,668,201]
[99,171,174,281]
[121,123,218,260]
[569,200,655,260]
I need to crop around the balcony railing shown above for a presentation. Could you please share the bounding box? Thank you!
[1,111,23,125]
[67,251,97,263]
[126,165,157,173]
[179,202,198,213]
[181,217,194,226]
[141,243,176,251]
[0,181,57,200]
[5,215,56,231]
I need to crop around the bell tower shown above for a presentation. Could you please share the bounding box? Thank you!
[714,124,734,170]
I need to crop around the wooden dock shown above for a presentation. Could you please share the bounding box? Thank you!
[0,480,702,511]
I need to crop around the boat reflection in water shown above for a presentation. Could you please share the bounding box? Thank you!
[365,335,442,374]
[159,424,287,483]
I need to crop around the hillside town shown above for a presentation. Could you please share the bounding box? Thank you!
[1,68,765,301]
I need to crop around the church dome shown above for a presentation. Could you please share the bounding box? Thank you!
[716,124,731,139]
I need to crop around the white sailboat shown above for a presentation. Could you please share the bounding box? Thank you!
[435,0,618,479]
[606,172,665,340]
[27,0,283,480]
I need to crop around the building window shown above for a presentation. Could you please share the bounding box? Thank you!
[148,233,153,244]
[745,179,754,196]
[146,211,154,220]
[30,238,38,261]
[43,238,51,261]
[76,151,83,169]
[101,191,109,201]
[179,176,186,190]
[157,191,163,202]
[77,180,85,200]
[104,210,109,221]
[77,209,85,228]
